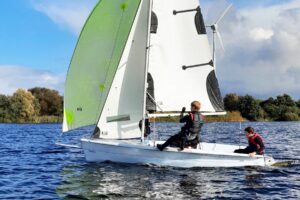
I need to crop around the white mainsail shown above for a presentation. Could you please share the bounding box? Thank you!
[96,0,150,139]
[148,0,224,113]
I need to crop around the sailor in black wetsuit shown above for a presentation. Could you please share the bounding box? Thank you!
[234,127,265,157]
[139,73,156,137]
[157,101,204,151]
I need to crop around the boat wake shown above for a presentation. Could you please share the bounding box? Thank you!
[55,143,81,149]
[272,158,300,167]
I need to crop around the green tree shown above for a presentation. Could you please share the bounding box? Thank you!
[238,95,261,121]
[274,94,298,121]
[0,94,11,122]
[29,87,63,116]
[260,97,279,120]
[260,94,299,121]
[282,112,300,121]
[9,89,40,123]
[223,93,240,111]
[296,100,300,108]
[275,94,295,107]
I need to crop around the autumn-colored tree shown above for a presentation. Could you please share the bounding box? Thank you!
[29,87,63,116]
[9,89,40,123]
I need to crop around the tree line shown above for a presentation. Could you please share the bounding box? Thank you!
[1,88,300,123]
[0,87,63,123]
[224,93,300,121]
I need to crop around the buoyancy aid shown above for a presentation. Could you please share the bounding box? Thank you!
[185,112,204,141]
[248,133,264,153]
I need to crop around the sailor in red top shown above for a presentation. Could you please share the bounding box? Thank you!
[234,127,265,157]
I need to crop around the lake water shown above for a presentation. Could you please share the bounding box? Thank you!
[0,122,299,199]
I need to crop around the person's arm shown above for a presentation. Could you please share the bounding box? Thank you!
[179,115,190,123]
[179,107,185,118]
[249,152,256,157]
[179,107,187,123]
[255,137,265,152]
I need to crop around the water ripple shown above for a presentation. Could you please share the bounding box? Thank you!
[0,122,299,199]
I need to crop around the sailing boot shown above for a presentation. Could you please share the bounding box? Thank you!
[180,138,187,150]
[157,144,164,151]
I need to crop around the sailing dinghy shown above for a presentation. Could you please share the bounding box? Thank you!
[62,0,274,167]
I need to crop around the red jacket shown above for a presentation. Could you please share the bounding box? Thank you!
[248,133,265,154]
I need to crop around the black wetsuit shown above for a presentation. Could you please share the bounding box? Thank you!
[139,119,151,137]
[158,112,203,150]
[234,134,265,155]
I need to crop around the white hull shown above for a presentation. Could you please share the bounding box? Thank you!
[81,138,274,168]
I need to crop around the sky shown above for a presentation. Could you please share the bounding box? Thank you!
[0,0,299,100]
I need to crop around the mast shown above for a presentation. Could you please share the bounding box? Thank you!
[213,29,216,73]
[141,0,153,142]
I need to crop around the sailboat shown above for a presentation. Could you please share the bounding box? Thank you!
[62,0,274,167]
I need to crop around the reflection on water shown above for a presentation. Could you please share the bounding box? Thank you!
[57,162,300,199]
[244,167,265,189]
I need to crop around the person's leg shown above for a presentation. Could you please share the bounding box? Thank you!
[144,119,151,137]
[234,148,248,154]
[180,137,187,150]
[157,133,181,151]
[234,147,254,154]
[189,137,199,149]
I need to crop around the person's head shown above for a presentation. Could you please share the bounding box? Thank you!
[191,101,201,111]
[244,126,255,137]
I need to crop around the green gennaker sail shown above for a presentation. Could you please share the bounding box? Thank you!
[63,0,141,132]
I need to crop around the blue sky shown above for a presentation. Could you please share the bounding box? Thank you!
[0,1,75,72]
[0,0,299,100]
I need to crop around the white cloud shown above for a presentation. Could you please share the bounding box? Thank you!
[249,28,274,41]
[215,0,300,99]
[31,0,97,34]
[0,65,65,95]
[28,0,300,100]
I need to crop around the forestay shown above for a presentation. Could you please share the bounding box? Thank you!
[149,0,224,113]
[63,0,142,132]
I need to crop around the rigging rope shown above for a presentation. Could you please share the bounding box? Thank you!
[239,121,242,149]
[146,92,163,112]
